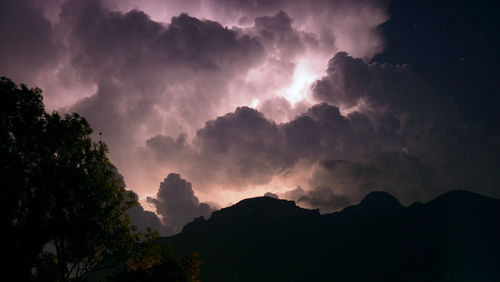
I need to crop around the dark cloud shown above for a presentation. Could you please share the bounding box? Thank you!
[306,122,500,209]
[61,0,266,142]
[191,106,293,188]
[144,51,500,211]
[306,156,432,209]
[280,186,350,213]
[144,134,192,163]
[285,103,354,159]
[252,11,315,60]
[145,103,376,192]
[55,0,270,193]
[264,192,279,199]
[312,52,371,108]
[0,0,394,207]
[303,55,499,207]
[0,0,61,84]
[147,173,216,233]
[208,0,389,16]
[113,169,173,235]
[127,191,174,236]
[312,52,460,128]
[63,2,265,120]
[207,0,390,58]
[181,103,359,189]
[107,0,204,22]
[1,0,497,216]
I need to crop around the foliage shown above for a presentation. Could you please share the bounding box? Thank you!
[181,252,201,282]
[1,77,178,281]
[111,242,202,282]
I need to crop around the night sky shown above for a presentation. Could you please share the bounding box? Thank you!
[1,0,499,234]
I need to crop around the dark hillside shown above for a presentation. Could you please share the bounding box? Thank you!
[162,190,500,282]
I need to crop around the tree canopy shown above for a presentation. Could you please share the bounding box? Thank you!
[1,77,200,281]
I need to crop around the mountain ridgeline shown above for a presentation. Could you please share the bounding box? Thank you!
[161,190,500,282]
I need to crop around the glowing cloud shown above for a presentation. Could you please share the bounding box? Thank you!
[278,59,322,105]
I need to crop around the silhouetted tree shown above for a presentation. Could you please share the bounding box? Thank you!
[1,77,154,281]
[181,252,201,282]
[111,241,201,282]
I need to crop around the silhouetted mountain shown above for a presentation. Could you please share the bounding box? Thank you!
[161,190,500,282]
[341,191,403,215]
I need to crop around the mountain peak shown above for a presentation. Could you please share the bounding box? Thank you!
[424,189,499,211]
[355,191,403,213]
[212,196,319,219]
[164,190,500,282]
[431,189,486,203]
[180,196,319,234]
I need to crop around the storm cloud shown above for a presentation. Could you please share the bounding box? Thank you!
[0,0,61,90]
[127,191,174,236]
[206,0,390,59]
[147,173,215,234]
[1,0,498,227]
[63,0,266,139]
[0,0,394,196]
[312,52,460,126]
[144,52,500,211]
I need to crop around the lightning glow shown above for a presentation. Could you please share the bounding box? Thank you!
[278,59,322,105]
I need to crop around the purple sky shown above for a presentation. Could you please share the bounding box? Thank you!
[2,0,499,234]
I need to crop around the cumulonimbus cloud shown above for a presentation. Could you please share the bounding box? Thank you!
[147,173,216,234]
[143,52,500,212]
[0,0,393,199]
[2,0,498,225]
